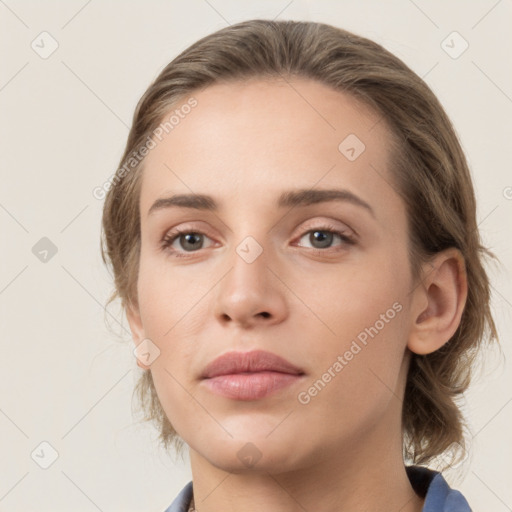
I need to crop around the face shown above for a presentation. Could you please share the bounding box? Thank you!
[129,78,418,473]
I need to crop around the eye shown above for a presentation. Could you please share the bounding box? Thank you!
[161,229,215,257]
[296,225,355,251]
[160,223,355,259]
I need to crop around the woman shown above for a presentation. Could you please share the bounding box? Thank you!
[101,19,497,512]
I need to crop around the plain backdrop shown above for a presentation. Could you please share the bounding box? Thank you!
[0,1,511,511]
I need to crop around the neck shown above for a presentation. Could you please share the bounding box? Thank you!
[188,420,424,512]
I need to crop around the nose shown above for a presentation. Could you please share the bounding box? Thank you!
[213,241,288,329]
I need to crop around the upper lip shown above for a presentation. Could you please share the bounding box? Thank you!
[201,350,304,378]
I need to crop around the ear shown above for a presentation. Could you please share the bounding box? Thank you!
[408,248,468,355]
[126,303,150,370]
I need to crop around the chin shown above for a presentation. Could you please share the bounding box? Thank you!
[191,432,310,475]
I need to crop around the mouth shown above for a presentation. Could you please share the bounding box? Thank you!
[201,350,305,401]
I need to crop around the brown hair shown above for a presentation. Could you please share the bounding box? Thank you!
[100,19,497,465]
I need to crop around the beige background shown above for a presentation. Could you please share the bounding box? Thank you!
[1,0,511,511]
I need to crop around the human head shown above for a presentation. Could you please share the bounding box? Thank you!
[101,19,496,466]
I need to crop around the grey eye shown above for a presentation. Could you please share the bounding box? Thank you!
[177,233,205,251]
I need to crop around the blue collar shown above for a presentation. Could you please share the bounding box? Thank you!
[164,466,471,511]
[407,466,472,511]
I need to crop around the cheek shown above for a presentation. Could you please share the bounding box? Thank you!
[295,305,409,444]
[135,252,214,435]
[297,251,409,346]
[137,249,208,335]
[295,250,411,401]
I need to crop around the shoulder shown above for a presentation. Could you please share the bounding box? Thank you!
[162,481,193,512]
[406,465,472,511]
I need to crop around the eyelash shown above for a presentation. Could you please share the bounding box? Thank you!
[160,224,356,259]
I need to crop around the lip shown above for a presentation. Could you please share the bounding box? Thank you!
[201,350,305,401]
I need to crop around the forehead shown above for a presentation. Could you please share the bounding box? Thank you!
[139,78,399,217]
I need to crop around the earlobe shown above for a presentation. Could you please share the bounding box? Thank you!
[407,248,468,355]
[126,303,150,370]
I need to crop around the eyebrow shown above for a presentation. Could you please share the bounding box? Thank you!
[147,188,375,217]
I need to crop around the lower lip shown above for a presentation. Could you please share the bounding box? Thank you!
[202,371,303,400]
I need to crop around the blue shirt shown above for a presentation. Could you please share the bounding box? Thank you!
[163,466,471,511]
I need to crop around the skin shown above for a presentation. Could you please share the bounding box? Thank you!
[127,78,467,512]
